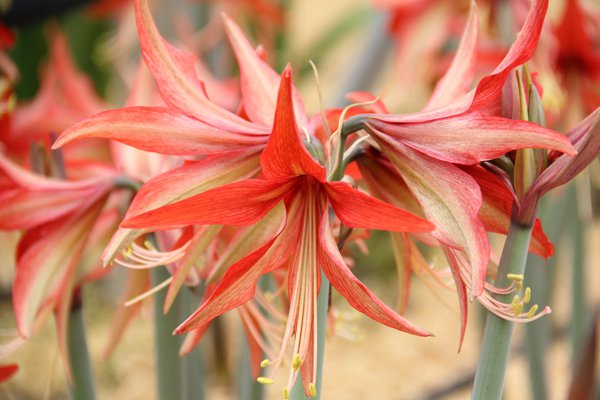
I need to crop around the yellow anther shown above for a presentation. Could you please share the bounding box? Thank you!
[527,304,539,318]
[257,377,273,385]
[523,287,531,304]
[511,295,520,307]
[283,388,289,399]
[507,273,523,281]
[516,281,523,292]
[309,383,317,397]
[260,359,271,368]
[514,303,524,316]
[292,354,303,371]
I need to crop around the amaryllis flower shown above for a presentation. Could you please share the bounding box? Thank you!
[355,0,574,302]
[123,68,434,397]
[0,152,117,374]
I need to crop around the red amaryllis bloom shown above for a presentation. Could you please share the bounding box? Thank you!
[357,0,574,302]
[123,68,434,397]
[0,153,117,374]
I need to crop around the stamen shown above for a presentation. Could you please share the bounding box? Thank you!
[257,377,274,385]
[523,287,531,304]
[292,354,303,371]
[124,276,173,306]
[513,302,524,316]
[260,359,271,368]
[283,388,290,400]
[309,383,317,397]
[527,304,539,318]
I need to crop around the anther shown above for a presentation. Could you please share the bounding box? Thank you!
[292,354,303,371]
[507,273,523,281]
[283,388,289,399]
[514,303,524,316]
[523,287,531,304]
[527,304,539,318]
[260,359,271,368]
[257,377,273,385]
[309,383,317,397]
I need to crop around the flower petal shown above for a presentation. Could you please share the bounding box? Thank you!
[103,150,261,263]
[325,181,434,232]
[378,137,489,297]
[223,15,308,128]
[174,204,289,333]
[134,0,258,132]
[122,178,296,230]
[368,112,575,165]
[424,0,479,111]
[259,66,325,181]
[318,208,431,336]
[54,106,268,153]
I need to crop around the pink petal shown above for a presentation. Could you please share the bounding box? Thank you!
[54,106,268,153]
[443,247,469,352]
[325,181,434,232]
[378,137,489,297]
[424,1,479,111]
[134,0,259,132]
[318,207,431,336]
[259,67,325,181]
[368,113,575,165]
[223,15,308,128]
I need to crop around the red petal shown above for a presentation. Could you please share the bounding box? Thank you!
[318,208,431,336]
[134,0,258,132]
[325,181,434,232]
[122,178,296,230]
[103,151,261,263]
[54,106,268,153]
[223,15,308,128]
[259,67,325,181]
[174,206,288,333]
[443,247,469,352]
[0,364,18,383]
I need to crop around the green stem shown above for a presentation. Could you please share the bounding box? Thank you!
[568,182,588,364]
[237,329,265,400]
[472,220,534,400]
[67,298,96,400]
[179,288,205,400]
[152,267,184,400]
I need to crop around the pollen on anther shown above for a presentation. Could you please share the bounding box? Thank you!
[309,383,317,397]
[260,359,271,368]
[523,287,531,304]
[527,304,539,317]
[283,388,290,399]
[257,377,274,385]
[514,303,524,316]
[292,354,303,371]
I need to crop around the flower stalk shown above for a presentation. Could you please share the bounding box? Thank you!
[472,217,535,400]
[66,290,97,400]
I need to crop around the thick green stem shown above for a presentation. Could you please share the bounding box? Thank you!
[472,220,534,400]
[152,267,184,400]
[568,182,588,364]
[67,299,96,400]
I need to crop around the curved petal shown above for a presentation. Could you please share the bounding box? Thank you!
[325,181,434,232]
[259,67,325,181]
[134,0,259,132]
[174,204,290,333]
[103,151,261,263]
[368,113,575,165]
[223,15,308,128]
[318,208,431,336]
[424,0,478,111]
[378,137,489,297]
[122,178,296,230]
[54,106,269,153]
